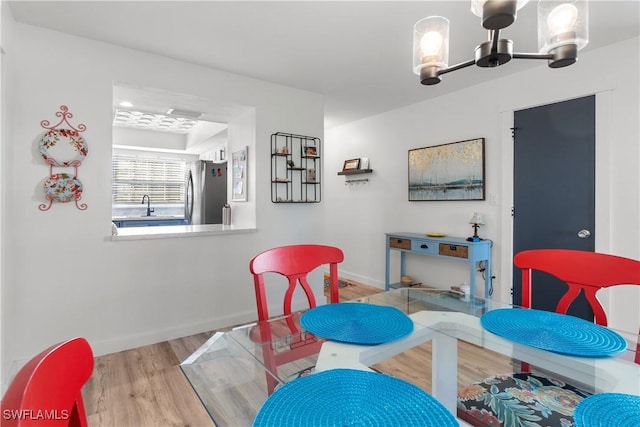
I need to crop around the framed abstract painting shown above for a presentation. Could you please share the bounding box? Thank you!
[408,138,485,201]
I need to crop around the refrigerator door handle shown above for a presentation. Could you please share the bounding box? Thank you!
[186,170,194,224]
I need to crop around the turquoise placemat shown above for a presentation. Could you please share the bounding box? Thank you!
[481,308,627,357]
[253,369,457,427]
[574,393,640,427]
[300,302,413,345]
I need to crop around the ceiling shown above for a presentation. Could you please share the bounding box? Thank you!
[8,1,640,128]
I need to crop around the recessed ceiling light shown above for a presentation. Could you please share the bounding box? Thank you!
[119,101,134,108]
[166,108,203,119]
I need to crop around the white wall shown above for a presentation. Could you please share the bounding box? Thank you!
[0,0,16,394]
[113,127,187,151]
[185,122,228,155]
[2,21,325,383]
[325,37,640,333]
[0,0,5,393]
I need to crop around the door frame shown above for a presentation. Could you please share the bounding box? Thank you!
[497,83,615,307]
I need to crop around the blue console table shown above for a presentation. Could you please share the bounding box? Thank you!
[385,232,492,300]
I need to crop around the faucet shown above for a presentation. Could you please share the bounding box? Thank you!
[141,194,154,216]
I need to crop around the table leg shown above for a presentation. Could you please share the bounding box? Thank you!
[432,332,458,415]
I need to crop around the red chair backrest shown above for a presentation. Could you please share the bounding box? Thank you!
[1,337,94,427]
[249,244,344,321]
[514,249,640,363]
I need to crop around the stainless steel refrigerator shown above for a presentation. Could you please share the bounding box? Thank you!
[185,160,228,224]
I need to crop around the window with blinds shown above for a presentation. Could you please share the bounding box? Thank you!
[112,154,186,216]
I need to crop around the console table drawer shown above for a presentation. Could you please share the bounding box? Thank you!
[411,240,437,255]
[439,243,469,259]
[389,237,411,250]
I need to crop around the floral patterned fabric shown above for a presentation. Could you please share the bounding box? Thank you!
[457,373,592,427]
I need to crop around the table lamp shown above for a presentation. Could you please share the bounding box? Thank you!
[467,212,485,242]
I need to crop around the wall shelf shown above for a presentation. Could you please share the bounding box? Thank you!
[338,169,372,176]
[271,132,321,203]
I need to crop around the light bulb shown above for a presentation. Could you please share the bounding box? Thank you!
[413,16,449,77]
[547,3,578,35]
[420,31,443,57]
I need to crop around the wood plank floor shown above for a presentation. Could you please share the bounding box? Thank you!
[82,281,513,426]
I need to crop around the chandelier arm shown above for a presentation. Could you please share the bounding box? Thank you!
[438,59,476,76]
[512,52,555,60]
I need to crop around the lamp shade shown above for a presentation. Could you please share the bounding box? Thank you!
[413,16,450,76]
[537,0,588,54]
[469,212,485,225]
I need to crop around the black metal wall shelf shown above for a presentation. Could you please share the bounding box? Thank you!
[271,132,321,203]
[337,169,373,176]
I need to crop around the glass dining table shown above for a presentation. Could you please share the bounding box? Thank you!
[180,288,640,426]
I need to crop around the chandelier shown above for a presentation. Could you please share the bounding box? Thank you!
[413,0,589,85]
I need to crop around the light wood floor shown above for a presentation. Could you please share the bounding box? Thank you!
[82,281,513,426]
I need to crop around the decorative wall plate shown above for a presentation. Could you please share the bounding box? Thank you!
[38,105,88,211]
[43,173,83,203]
[39,128,88,167]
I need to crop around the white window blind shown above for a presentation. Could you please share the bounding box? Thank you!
[112,155,186,204]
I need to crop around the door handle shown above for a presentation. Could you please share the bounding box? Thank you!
[186,170,194,223]
[577,229,591,239]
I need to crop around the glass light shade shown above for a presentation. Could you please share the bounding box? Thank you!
[413,16,449,75]
[537,0,588,53]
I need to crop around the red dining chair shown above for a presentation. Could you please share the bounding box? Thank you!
[1,337,94,427]
[249,244,344,394]
[458,249,640,427]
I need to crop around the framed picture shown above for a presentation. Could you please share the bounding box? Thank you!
[342,158,360,171]
[303,146,318,156]
[232,146,248,201]
[408,138,485,201]
[307,168,316,183]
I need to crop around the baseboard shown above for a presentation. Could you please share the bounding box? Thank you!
[88,309,257,357]
[2,311,257,386]
[326,269,385,289]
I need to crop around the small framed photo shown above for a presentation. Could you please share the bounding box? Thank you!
[232,146,248,202]
[307,168,316,182]
[342,158,360,171]
[303,146,318,156]
[360,157,370,170]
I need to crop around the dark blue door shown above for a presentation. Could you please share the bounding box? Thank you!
[513,95,596,320]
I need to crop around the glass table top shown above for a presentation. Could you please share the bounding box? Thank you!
[181,288,639,426]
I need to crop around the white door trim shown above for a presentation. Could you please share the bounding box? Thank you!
[497,82,615,305]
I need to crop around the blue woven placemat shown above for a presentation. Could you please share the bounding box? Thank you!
[253,369,457,427]
[574,393,640,427]
[300,303,413,345]
[481,308,627,357]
